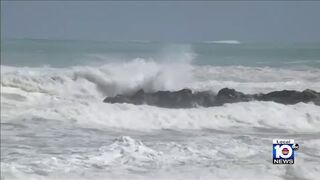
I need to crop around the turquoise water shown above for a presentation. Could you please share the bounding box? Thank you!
[2,39,320,67]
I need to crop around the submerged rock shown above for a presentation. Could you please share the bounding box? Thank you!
[103,88,320,108]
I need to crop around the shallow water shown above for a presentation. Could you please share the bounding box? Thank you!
[2,118,320,180]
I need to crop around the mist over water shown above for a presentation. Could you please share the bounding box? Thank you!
[1,39,320,180]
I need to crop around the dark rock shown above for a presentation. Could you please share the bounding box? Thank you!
[193,91,216,107]
[258,89,320,105]
[150,88,194,108]
[103,88,320,108]
[215,88,252,105]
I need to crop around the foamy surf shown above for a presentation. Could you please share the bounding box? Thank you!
[1,60,320,132]
[2,131,320,180]
[1,55,320,180]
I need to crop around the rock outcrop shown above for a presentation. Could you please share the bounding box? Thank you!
[103,88,320,108]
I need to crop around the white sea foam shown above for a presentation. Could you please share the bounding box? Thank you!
[1,60,320,132]
[203,40,241,44]
[2,41,320,180]
[2,134,320,180]
[2,59,320,97]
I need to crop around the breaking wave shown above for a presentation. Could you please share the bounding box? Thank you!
[1,59,320,132]
[203,40,241,44]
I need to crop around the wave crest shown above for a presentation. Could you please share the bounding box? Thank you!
[1,60,320,132]
[203,40,241,44]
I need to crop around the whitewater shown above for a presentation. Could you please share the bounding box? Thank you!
[1,40,320,180]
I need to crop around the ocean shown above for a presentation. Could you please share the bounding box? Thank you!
[1,39,320,180]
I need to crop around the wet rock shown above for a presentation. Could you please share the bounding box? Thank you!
[103,88,320,108]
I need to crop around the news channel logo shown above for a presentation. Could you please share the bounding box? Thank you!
[273,139,299,164]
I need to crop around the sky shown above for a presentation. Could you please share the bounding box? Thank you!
[1,1,320,43]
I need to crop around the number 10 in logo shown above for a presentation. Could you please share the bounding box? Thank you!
[273,139,298,164]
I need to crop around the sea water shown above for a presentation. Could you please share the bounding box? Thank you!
[1,39,320,180]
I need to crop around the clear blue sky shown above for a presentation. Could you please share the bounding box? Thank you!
[1,1,320,42]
